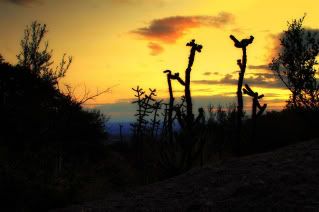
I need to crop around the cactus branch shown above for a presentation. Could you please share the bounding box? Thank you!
[230,34,254,155]
[185,39,202,127]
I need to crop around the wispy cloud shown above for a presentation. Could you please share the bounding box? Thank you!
[92,93,285,122]
[203,72,212,76]
[192,72,284,89]
[248,64,270,70]
[148,42,164,56]
[112,0,167,5]
[1,0,41,6]
[202,71,219,76]
[132,12,235,43]
[112,0,137,3]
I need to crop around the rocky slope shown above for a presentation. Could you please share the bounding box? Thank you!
[54,138,319,211]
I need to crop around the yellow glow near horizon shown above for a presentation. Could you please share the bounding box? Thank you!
[1,0,318,111]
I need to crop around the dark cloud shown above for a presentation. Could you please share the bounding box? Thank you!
[202,71,219,76]
[166,88,214,94]
[248,64,270,70]
[148,42,164,56]
[111,0,165,5]
[90,96,237,122]
[203,72,212,76]
[112,0,136,3]
[91,92,284,122]
[193,74,235,85]
[132,12,234,43]
[1,0,41,6]
[192,72,284,89]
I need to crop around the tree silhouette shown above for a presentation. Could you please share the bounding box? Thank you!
[0,23,110,211]
[17,21,72,85]
[270,16,319,109]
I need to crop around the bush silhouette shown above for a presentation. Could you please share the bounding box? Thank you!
[17,21,72,86]
[270,16,319,109]
[0,23,108,211]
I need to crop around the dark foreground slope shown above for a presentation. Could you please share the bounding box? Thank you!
[54,138,319,211]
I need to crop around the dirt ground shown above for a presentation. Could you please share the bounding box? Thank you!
[53,138,319,211]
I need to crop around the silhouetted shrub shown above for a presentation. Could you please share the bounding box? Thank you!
[270,16,319,109]
[0,44,107,211]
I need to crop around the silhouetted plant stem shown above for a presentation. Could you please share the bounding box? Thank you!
[243,84,267,144]
[163,69,186,144]
[230,35,254,156]
[131,86,145,142]
[162,39,204,173]
[164,70,175,144]
[119,124,123,143]
[185,40,202,128]
[161,103,169,140]
[131,87,159,171]
[151,101,162,139]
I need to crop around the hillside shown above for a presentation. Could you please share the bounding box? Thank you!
[54,138,319,211]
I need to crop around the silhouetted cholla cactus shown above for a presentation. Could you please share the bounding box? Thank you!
[229,35,254,119]
[163,70,185,143]
[131,86,162,169]
[230,34,254,155]
[161,39,206,172]
[243,84,267,119]
[131,86,146,138]
[151,100,162,138]
[131,86,162,140]
[163,39,203,136]
[184,39,203,127]
[243,84,267,142]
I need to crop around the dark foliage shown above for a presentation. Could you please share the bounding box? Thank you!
[17,21,72,86]
[0,21,110,211]
[0,58,109,211]
[270,16,319,109]
[243,108,319,154]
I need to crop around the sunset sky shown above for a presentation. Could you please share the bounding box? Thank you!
[1,0,319,121]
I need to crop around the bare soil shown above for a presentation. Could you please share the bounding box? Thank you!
[53,138,319,211]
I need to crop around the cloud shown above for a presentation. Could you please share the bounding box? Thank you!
[248,64,270,70]
[192,72,284,89]
[148,42,164,56]
[111,0,143,4]
[112,0,136,3]
[1,0,41,6]
[91,92,285,122]
[111,0,166,5]
[90,96,237,122]
[132,12,234,43]
[202,71,219,76]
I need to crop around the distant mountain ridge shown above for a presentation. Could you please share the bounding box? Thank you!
[106,122,132,136]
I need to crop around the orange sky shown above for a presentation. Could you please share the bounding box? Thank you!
[1,0,319,121]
